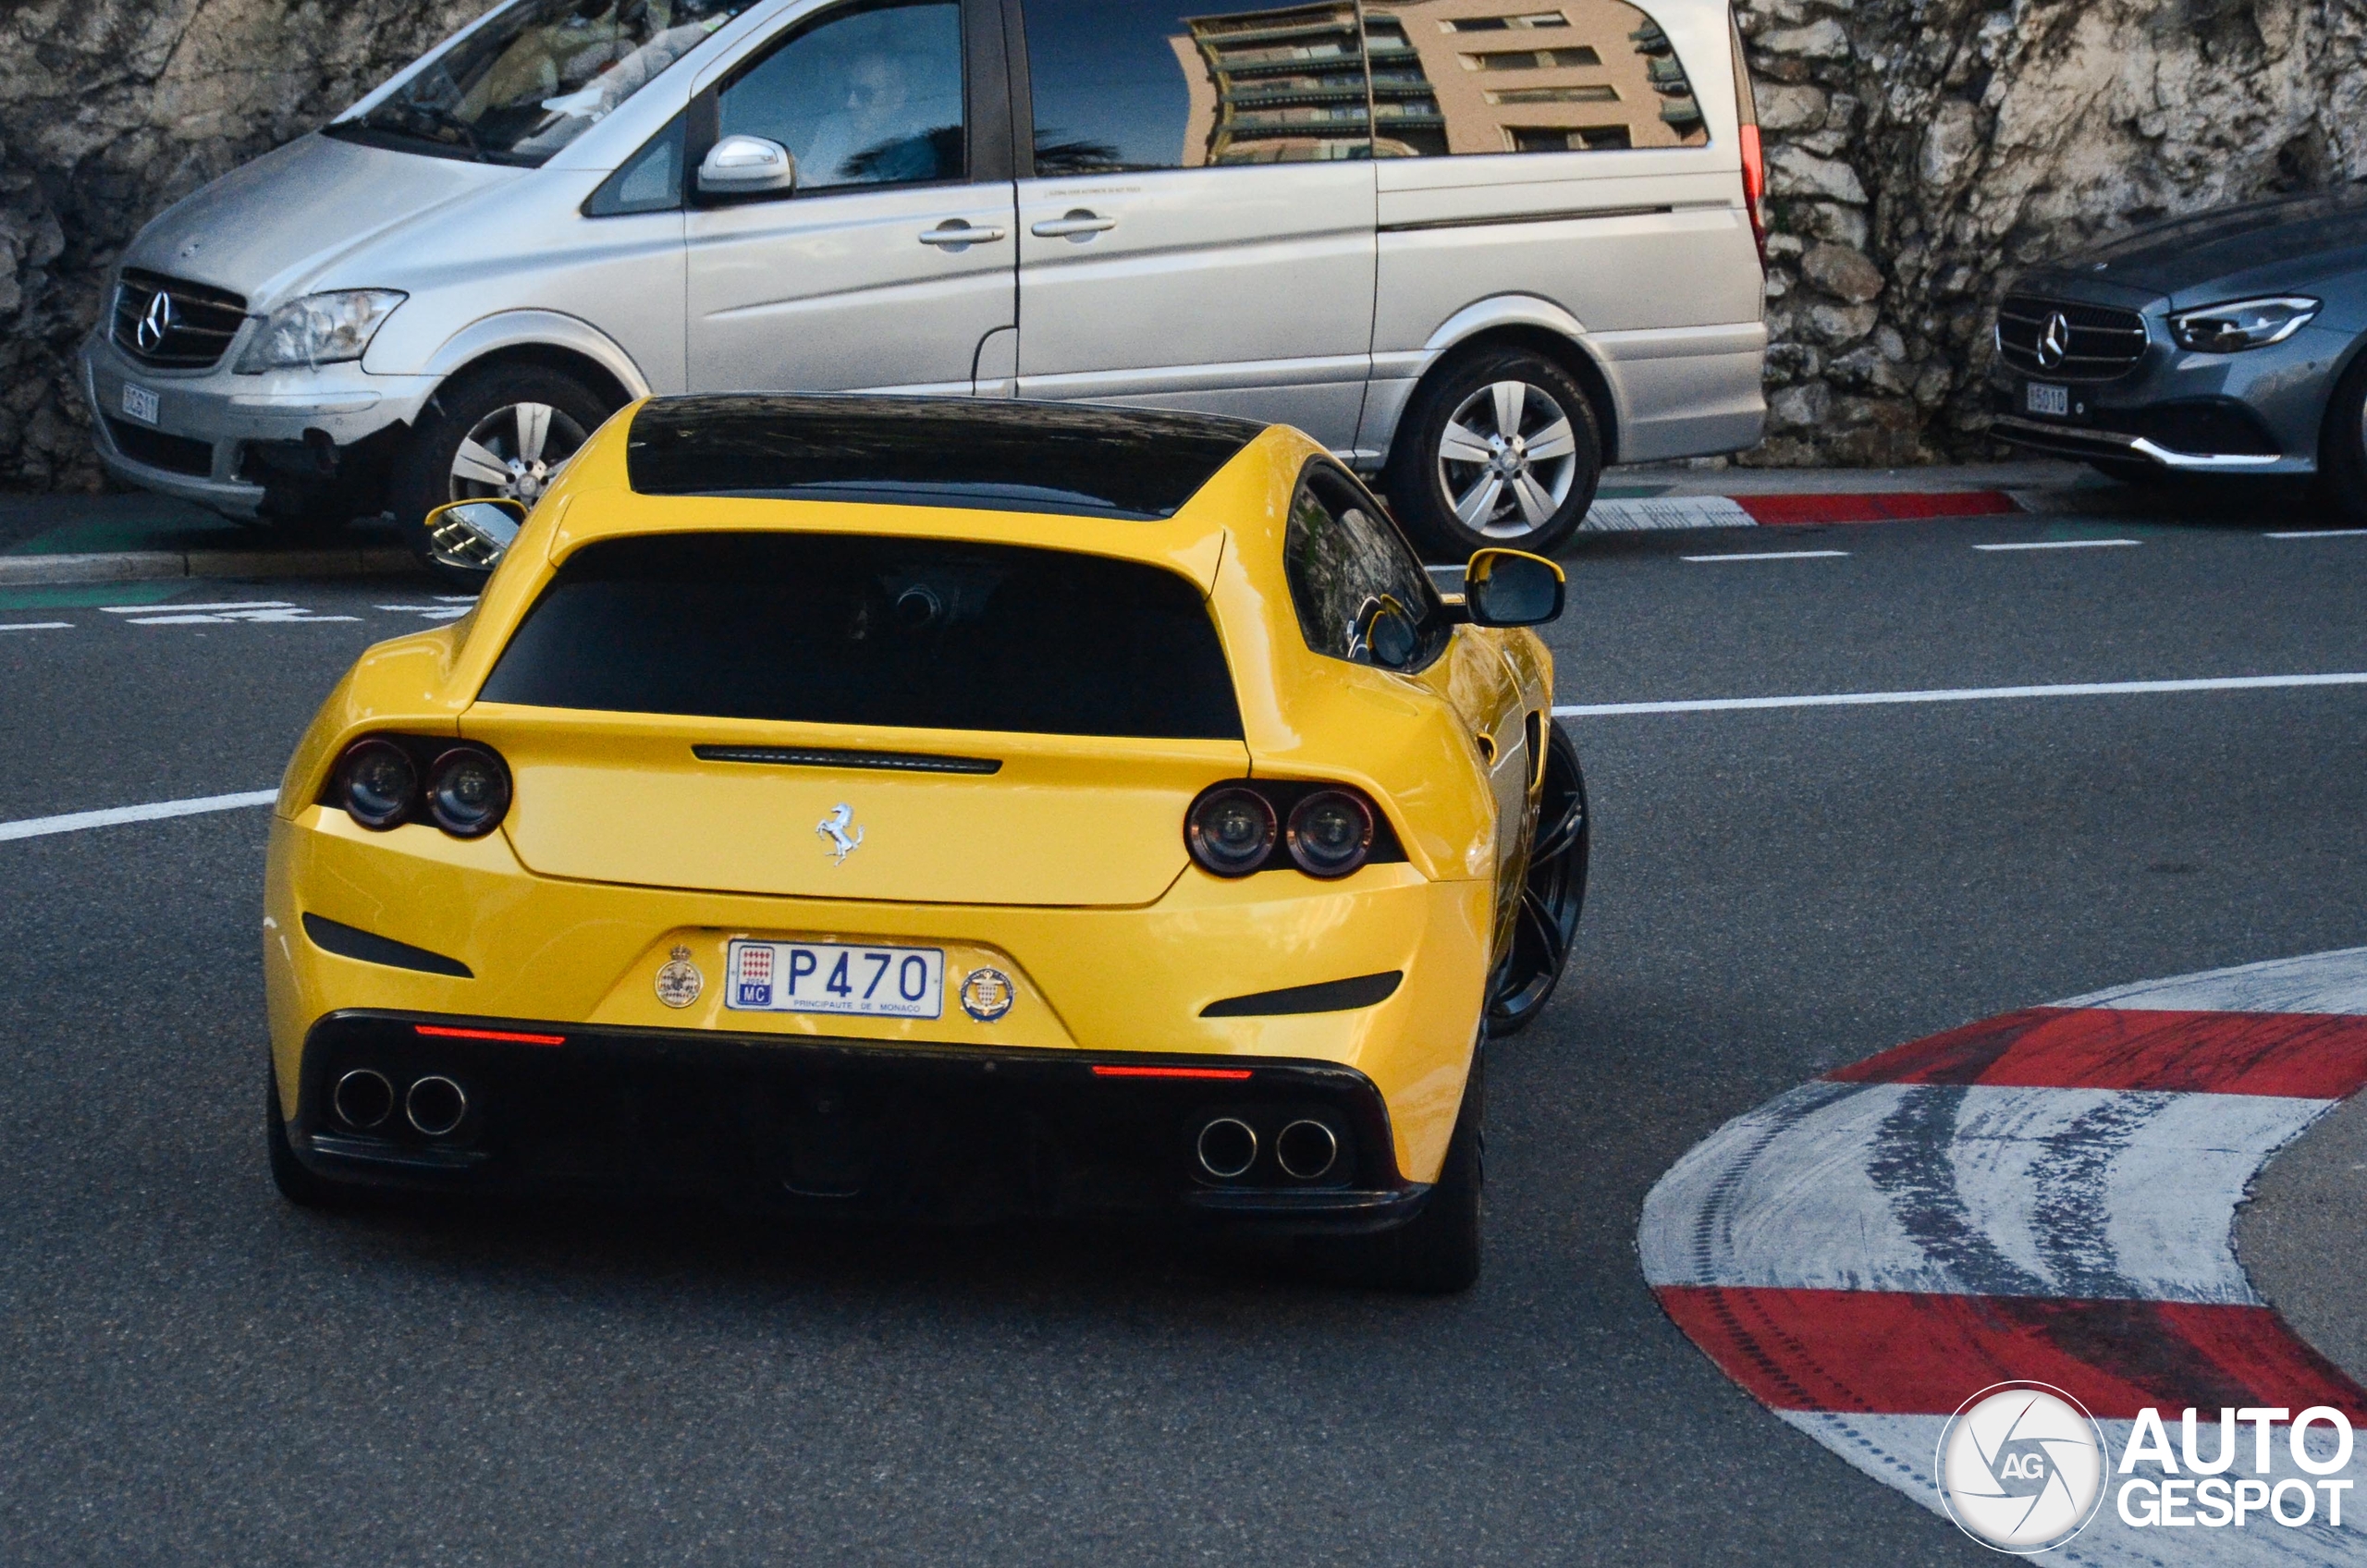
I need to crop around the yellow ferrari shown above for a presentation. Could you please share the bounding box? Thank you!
[263,395,1587,1290]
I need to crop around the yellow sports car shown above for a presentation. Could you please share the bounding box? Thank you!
[263,395,1586,1290]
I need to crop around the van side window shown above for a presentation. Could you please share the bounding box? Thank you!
[1023,0,1371,172]
[1282,463,1449,673]
[1362,0,1708,155]
[584,111,688,215]
[720,0,965,190]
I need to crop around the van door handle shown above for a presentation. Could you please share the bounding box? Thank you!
[1030,209,1117,239]
[919,220,1007,247]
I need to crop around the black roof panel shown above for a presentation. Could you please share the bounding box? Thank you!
[624,395,1264,520]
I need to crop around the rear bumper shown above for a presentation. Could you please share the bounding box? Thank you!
[287,1009,1424,1229]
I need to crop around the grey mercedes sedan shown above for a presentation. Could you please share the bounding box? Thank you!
[1990,187,2367,511]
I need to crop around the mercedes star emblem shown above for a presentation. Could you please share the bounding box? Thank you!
[135,290,176,353]
[2035,310,2070,371]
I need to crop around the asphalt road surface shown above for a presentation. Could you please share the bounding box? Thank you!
[2,509,2363,1563]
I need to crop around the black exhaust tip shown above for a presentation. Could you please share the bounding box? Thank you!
[1196,1117,1257,1179]
[1275,1119,1339,1180]
[332,1069,394,1130]
[405,1075,469,1138]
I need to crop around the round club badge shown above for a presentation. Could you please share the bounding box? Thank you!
[655,945,703,1009]
[1935,1381,2108,1554]
[960,967,1014,1023]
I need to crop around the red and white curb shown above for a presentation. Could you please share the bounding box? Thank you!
[1584,490,2023,533]
[1640,947,2367,1562]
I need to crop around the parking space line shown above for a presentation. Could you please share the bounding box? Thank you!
[1972,538,2140,551]
[2266,529,2367,539]
[1554,671,2367,717]
[1679,550,1849,563]
[0,621,71,632]
[0,790,278,844]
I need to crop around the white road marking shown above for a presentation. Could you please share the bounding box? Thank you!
[0,621,70,632]
[432,594,479,603]
[1678,549,1849,562]
[125,606,361,625]
[2058,944,2367,1015]
[376,604,472,620]
[101,600,293,614]
[0,790,277,843]
[1553,671,2367,717]
[2265,528,2367,539]
[1972,537,2140,551]
[1585,496,1756,532]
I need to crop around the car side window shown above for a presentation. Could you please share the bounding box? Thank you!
[1283,463,1449,673]
[1022,0,1372,172]
[718,0,965,191]
[1361,0,1708,155]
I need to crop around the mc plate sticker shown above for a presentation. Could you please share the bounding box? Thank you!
[726,939,944,1019]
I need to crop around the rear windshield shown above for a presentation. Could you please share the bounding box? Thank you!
[477,533,1244,740]
[328,0,751,165]
[626,396,1260,520]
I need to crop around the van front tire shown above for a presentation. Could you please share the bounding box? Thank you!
[1384,348,1602,562]
[389,361,614,569]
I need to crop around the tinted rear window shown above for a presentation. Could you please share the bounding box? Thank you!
[478,533,1243,740]
[626,395,1259,520]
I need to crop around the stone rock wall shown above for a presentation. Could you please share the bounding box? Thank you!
[4,0,2366,487]
[1742,0,2367,465]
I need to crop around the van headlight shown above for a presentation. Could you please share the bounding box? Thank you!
[2169,296,2318,354]
[233,289,406,373]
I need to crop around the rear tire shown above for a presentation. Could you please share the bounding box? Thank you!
[266,1067,357,1210]
[1338,1049,1483,1293]
[1383,347,1603,562]
[1487,721,1588,1037]
[388,361,614,572]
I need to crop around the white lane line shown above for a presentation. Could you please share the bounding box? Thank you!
[101,601,292,614]
[1678,549,1849,562]
[1972,538,2140,551]
[0,621,71,632]
[2266,528,2367,539]
[0,790,277,843]
[1553,671,2367,717]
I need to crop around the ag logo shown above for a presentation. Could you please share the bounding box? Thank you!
[136,290,176,352]
[1937,1382,2107,1553]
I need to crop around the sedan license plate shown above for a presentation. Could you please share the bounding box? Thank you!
[725,939,943,1019]
[119,382,161,425]
[2025,381,2070,418]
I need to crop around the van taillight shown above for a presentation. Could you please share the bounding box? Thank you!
[1740,124,1770,270]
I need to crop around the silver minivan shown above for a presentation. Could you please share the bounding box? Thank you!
[80,0,1767,560]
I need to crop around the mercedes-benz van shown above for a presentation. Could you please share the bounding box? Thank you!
[80,0,1767,560]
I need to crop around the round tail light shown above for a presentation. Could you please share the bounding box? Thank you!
[426,745,511,838]
[339,739,418,831]
[1186,786,1278,876]
[1285,790,1375,878]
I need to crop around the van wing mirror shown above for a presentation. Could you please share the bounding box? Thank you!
[697,134,796,195]
[423,498,526,573]
[1462,548,1565,627]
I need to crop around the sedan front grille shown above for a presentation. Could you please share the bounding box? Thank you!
[1996,296,2149,383]
[111,269,249,371]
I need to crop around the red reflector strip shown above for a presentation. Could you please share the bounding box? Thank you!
[1091,1064,1253,1081]
[414,1024,567,1047]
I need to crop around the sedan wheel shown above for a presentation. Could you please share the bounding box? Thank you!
[1487,721,1588,1036]
[449,400,588,507]
[1438,378,1582,540]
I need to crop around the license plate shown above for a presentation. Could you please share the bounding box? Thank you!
[119,382,161,424]
[725,939,943,1018]
[2025,381,2069,417]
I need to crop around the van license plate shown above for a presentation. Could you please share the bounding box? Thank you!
[725,939,944,1019]
[120,382,161,425]
[2025,382,2070,417]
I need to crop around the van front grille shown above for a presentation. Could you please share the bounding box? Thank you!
[111,269,249,371]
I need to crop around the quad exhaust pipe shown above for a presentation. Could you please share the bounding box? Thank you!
[1194,1116,1340,1181]
[331,1069,469,1138]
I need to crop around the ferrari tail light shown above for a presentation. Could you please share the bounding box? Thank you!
[1185,781,1397,879]
[330,735,511,839]
[1186,786,1278,877]
[1285,790,1375,879]
[338,738,418,831]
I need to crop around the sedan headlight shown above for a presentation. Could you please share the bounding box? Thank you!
[233,289,406,373]
[2169,296,2319,354]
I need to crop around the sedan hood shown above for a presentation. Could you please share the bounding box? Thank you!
[123,132,523,305]
[2054,188,2367,303]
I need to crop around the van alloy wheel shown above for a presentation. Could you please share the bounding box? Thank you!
[449,401,589,506]
[1436,379,1581,539]
[1487,722,1588,1035]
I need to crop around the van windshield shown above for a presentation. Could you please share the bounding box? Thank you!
[328,0,751,165]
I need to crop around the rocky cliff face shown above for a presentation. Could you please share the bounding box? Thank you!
[4,0,2363,489]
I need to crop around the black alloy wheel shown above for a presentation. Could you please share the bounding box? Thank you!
[1486,720,1588,1037]
[2317,349,2367,521]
